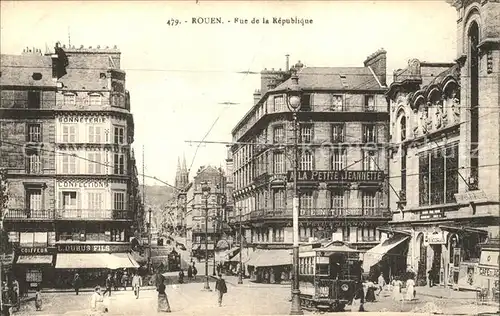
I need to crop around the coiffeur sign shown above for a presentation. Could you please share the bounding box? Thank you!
[56,244,130,253]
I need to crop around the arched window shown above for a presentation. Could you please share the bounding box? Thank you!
[400,115,407,142]
[469,21,480,187]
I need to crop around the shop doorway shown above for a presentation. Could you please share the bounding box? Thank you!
[417,235,427,285]
[430,244,442,285]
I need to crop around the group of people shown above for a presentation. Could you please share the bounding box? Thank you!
[1,278,42,313]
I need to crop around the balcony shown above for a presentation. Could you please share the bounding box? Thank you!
[55,209,132,220]
[4,209,55,221]
[242,207,389,221]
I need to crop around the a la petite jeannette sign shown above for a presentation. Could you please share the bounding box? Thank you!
[57,244,130,253]
[287,170,385,182]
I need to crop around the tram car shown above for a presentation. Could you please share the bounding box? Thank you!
[298,240,363,312]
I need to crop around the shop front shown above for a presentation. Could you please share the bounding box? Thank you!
[13,247,55,291]
[246,249,291,284]
[363,232,410,281]
[53,243,139,288]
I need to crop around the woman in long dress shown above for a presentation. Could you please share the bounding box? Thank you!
[157,279,171,312]
[405,277,415,301]
[392,277,402,301]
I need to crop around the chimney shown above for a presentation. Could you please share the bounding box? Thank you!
[364,48,387,86]
[253,89,261,105]
[286,54,290,71]
[260,68,286,95]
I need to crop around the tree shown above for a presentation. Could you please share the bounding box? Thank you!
[0,168,11,254]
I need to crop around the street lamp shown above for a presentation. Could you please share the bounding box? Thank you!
[237,207,243,284]
[201,181,212,291]
[285,71,303,315]
[212,211,217,276]
[148,207,152,272]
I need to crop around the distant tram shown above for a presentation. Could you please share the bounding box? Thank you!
[298,241,363,312]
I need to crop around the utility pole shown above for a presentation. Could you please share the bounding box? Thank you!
[238,207,243,284]
[148,207,152,273]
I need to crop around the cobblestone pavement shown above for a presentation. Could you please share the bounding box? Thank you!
[14,280,499,316]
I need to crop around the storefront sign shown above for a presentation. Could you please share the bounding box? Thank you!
[478,267,499,278]
[56,244,131,253]
[287,170,385,183]
[425,232,446,244]
[454,190,489,204]
[20,247,49,254]
[58,180,109,188]
[58,116,106,123]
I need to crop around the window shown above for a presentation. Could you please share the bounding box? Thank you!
[400,116,407,141]
[113,192,126,210]
[332,124,344,143]
[113,153,125,175]
[87,153,102,174]
[300,150,313,170]
[300,125,312,143]
[20,232,48,247]
[111,228,125,242]
[26,189,42,210]
[401,147,407,198]
[301,93,312,111]
[359,227,377,242]
[273,95,285,112]
[330,190,344,213]
[27,150,42,174]
[273,126,284,143]
[62,125,77,143]
[64,94,76,106]
[88,192,103,210]
[469,22,479,189]
[89,126,102,143]
[62,191,77,209]
[273,189,284,209]
[419,143,459,206]
[362,191,377,215]
[363,150,377,171]
[273,152,284,174]
[300,191,313,209]
[363,124,376,143]
[332,95,343,111]
[89,94,102,106]
[114,126,125,144]
[343,227,350,242]
[331,148,346,170]
[364,95,375,111]
[27,91,41,109]
[27,124,41,142]
[62,155,77,174]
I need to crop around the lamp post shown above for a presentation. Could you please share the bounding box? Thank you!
[148,207,152,272]
[201,181,211,291]
[212,211,217,276]
[238,207,243,284]
[285,71,303,315]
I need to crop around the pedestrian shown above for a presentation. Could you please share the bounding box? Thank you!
[192,263,198,280]
[73,273,82,295]
[90,286,107,316]
[131,272,143,299]
[364,279,376,302]
[157,279,171,313]
[392,276,402,301]
[405,276,415,301]
[178,269,184,284]
[103,274,113,297]
[377,273,386,295]
[353,280,365,312]
[121,271,129,291]
[12,278,20,311]
[187,265,193,280]
[113,272,120,291]
[35,286,43,311]
[215,274,227,307]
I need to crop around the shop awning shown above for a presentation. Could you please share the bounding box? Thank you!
[216,247,240,261]
[228,248,252,263]
[216,239,230,250]
[362,235,409,272]
[55,253,139,269]
[246,249,292,268]
[16,255,53,265]
[439,225,488,235]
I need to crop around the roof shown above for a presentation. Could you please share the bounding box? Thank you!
[272,66,383,92]
[0,54,56,87]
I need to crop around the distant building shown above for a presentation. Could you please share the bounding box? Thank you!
[0,43,139,288]
[229,52,391,281]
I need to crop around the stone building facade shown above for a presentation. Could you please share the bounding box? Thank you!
[0,43,138,289]
[229,51,392,270]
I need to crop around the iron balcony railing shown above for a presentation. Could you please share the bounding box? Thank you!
[247,207,389,219]
[55,209,132,220]
[4,209,55,220]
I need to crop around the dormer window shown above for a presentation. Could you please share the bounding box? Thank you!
[63,93,76,106]
[89,93,102,106]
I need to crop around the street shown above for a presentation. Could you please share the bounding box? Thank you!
[14,274,500,316]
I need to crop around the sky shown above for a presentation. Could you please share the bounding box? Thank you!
[0,1,459,187]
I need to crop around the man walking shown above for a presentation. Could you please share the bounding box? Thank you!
[215,274,227,307]
[131,272,143,299]
[103,274,113,297]
[73,273,82,296]
[377,273,386,295]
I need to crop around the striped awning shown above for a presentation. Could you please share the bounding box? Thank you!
[55,253,139,269]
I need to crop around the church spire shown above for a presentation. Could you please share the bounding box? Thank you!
[182,154,187,171]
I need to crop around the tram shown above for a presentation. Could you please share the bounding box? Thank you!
[298,240,363,312]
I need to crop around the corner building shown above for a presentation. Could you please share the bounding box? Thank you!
[377,0,500,294]
[230,52,391,282]
[0,44,138,289]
